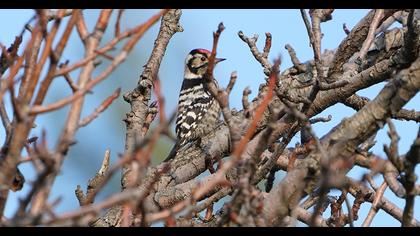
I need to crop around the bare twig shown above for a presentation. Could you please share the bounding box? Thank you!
[359,9,384,60]
[27,9,112,218]
[78,88,121,127]
[328,9,398,81]
[0,35,23,75]
[75,11,89,45]
[402,126,420,227]
[30,10,167,115]
[375,11,407,35]
[46,9,75,21]
[361,181,388,227]
[384,119,402,171]
[207,22,225,79]
[0,55,24,106]
[39,168,165,226]
[115,9,125,37]
[242,87,251,117]
[344,192,354,227]
[226,71,237,95]
[55,10,168,78]
[238,31,272,76]
[285,44,306,73]
[76,149,111,206]
[309,115,332,124]
[81,149,151,207]
[343,94,420,122]
[58,61,79,92]
[141,101,158,137]
[300,9,314,48]
[0,102,11,142]
[348,178,420,226]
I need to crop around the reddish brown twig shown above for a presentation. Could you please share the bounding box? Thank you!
[121,203,132,227]
[123,9,169,53]
[8,81,24,121]
[0,55,24,105]
[39,168,165,226]
[94,50,115,61]
[205,204,214,221]
[27,10,113,218]
[78,88,121,127]
[55,10,167,78]
[262,32,272,59]
[233,61,277,159]
[21,9,66,105]
[75,11,89,43]
[58,61,79,92]
[115,9,125,37]
[153,78,166,125]
[206,22,225,78]
[33,10,81,106]
[29,10,167,115]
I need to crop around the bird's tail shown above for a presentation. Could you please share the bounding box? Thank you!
[163,141,180,162]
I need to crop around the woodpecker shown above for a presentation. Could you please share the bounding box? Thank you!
[164,48,225,162]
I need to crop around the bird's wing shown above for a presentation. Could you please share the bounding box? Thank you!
[175,94,213,145]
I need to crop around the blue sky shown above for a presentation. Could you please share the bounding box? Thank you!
[0,9,418,226]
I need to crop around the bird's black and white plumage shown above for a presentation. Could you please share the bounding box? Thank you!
[165,49,225,162]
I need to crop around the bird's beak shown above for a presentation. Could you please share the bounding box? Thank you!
[215,58,226,64]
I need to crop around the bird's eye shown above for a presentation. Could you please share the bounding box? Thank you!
[200,57,206,61]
